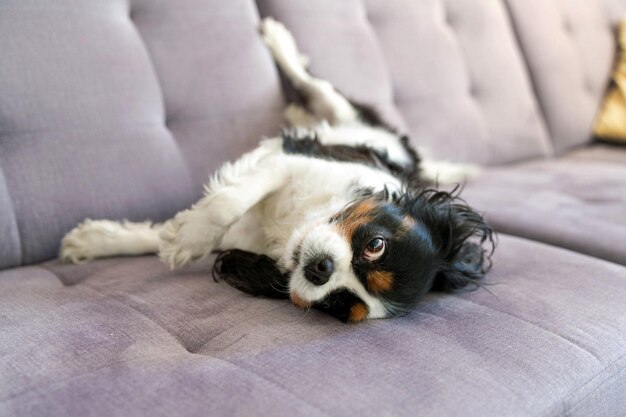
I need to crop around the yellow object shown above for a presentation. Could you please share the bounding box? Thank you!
[595,18,626,142]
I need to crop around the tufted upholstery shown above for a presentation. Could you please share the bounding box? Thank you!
[256,0,409,133]
[3,1,626,415]
[463,157,626,265]
[504,0,616,153]
[258,0,553,165]
[2,235,626,416]
[0,0,284,268]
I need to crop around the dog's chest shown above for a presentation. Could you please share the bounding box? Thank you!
[259,156,400,254]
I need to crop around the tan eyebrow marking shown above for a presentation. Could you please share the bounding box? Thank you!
[367,270,394,293]
[348,303,369,322]
[334,199,379,241]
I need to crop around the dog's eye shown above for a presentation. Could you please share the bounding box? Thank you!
[363,237,386,261]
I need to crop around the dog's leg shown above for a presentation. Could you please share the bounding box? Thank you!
[158,139,288,269]
[419,160,483,184]
[283,103,322,128]
[60,220,162,263]
[260,18,359,125]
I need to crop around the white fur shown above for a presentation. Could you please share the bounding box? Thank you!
[158,138,289,267]
[60,220,161,263]
[59,18,483,320]
[420,160,483,185]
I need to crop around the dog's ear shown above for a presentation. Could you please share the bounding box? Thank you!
[213,250,290,299]
[403,189,495,292]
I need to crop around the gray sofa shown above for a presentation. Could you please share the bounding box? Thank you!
[1,0,626,416]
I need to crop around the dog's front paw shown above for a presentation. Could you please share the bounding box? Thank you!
[158,210,221,269]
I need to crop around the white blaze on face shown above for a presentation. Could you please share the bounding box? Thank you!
[287,223,388,319]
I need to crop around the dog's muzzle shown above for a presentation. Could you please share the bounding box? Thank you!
[303,257,334,285]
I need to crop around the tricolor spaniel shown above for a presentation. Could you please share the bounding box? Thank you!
[60,19,494,322]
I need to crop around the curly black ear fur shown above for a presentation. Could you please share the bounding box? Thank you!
[212,250,290,299]
[399,186,495,292]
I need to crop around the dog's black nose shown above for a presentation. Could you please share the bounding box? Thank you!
[304,257,334,286]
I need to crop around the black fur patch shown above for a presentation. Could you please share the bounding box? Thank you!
[282,132,418,181]
[346,100,421,176]
[348,100,397,132]
[214,249,370,323]
[271,63,420,181]
[212,250,289,299]
[313,289,365,323]
[343,188,495,317]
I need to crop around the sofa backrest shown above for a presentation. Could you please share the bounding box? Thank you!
[258,0,554,165]
[0,0,619,269]
[0,0,284,268]
[504,0,616,154]
[604,0,626,25]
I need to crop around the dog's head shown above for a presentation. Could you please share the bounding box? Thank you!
[215,188,494,323]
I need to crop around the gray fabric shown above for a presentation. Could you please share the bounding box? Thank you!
[566,143,626,163]
[504,0,616,154]
[0,0,284,268]
[0,170,20,269]
[130,0,285,190]
[258,0,553,165]
[2,235,626,416]
[603,0,626,25]
[463,157,626,265]
[2,1,626,415]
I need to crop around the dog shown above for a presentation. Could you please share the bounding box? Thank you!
[60,18,494,323]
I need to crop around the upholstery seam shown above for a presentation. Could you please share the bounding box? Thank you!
[357,0,410,129]
[208,355,333,417]
[501,0,554,142]
[455,297,626,416]
[490,219,626,267]
[0,103,284,137]
[1,351,184,402]
[47,263,336,415]
[189,303,289,353]
[1,264,66,287]
[122,0,194,189]
[547,350,626,417]
[106,291,196,349]
[76,280,287,354]
[438,0,490,143]
[455,297,603,363]
[0,120,164,137]
[0,161,23,267]
[37,264,75,287]
[25,271,194,348]
[64,250,332,412]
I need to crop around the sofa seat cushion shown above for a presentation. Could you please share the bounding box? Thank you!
[2,235,626,416]
[463,157,626,265]
[566,143,626,164]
